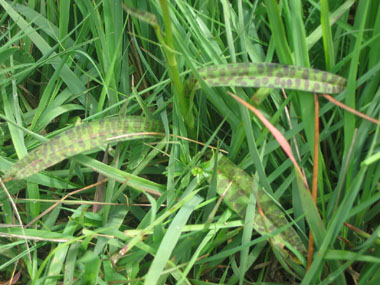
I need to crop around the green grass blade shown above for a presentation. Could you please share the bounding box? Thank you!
[221,0,236,63]
[239,190,256,283]
[344,1,369,157]
[71,154,165,195]
[80,251,101,284]
[58,0,71,46]
[264,0,293,64]
[197,62,346,94]
[306,0,355,50]
[0,47,18,64]
[302,167,368,284]
[123,2,194,130]
[321,0,335,70]
[144,195,203,285]
[294,168,325,246]
[4,116,162,180]
[289,0,310,67]
[0,0,85,96]
[1,1,378,283]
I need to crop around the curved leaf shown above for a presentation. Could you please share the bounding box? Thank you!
[4,116,163,180]
[207,154,306,263]
[197,62,346,94]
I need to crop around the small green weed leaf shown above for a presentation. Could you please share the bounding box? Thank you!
[0,47,18,65]
[198,62,346,94]
[79,251,101,284]
[207,154,306,262]
[11,48,35,66]
[4,116,163,180]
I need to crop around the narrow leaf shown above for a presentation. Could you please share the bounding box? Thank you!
[121,3,159,28]
[4,116,163,180]
[144,195,203,285]
[197,62,346,94]
[227,91,308,187]
[323,94,380,125]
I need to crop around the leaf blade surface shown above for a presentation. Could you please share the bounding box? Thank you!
[197,63,346,94]
[4,116,163,180]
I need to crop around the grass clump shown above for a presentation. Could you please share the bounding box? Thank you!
[0,1,380,284]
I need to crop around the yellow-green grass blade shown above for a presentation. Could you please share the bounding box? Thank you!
[209,154,306,262]
[4,116,163,181]
[197,62,346,94]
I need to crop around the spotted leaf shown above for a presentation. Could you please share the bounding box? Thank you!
[197,62,346,94]
[4,116,163,180]
[207,154,306,262]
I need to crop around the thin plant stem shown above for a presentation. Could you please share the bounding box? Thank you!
[159,0,194,131]
[307,93,320,270]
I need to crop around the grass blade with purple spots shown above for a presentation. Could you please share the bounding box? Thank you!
[4,116,163,181]
[207,154,306,263]
[197,62,346,94]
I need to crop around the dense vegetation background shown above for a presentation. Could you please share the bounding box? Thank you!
[1,0,380,284]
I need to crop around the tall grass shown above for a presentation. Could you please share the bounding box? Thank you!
[0,1,379,284]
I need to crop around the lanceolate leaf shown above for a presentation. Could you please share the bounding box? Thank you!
[207,154,306,262]
[197,62,346,94]
[4,116,163,180]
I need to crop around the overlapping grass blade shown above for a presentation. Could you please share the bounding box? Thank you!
[1,1,379,283]
[0,0,85,96]
[3,116,163,180]
[122,2,193,130]
[144,195,203,284]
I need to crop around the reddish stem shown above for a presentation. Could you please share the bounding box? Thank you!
[307,93,320,270]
